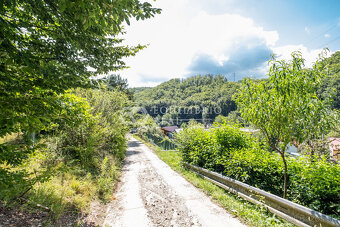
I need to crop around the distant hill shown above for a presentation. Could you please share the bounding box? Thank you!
[133,75,241,125]
[132,52,339,126]
[129,87,151,93]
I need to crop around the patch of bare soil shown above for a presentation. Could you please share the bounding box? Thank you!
[0,205,49,227]
[80,201,107,226]
[0,204,99,227]
[139,163,201,227]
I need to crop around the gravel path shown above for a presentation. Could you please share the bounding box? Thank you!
[103,137,245,227]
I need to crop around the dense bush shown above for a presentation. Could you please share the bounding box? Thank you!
[176,123,340,218]
[0,89,130,219]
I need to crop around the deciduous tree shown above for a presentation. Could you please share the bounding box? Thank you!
[236,51,334,198]
[0,0,160,136]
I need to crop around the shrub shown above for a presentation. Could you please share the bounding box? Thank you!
[176,123,340,218]
[97,157,119,202]
[0,88,129,221]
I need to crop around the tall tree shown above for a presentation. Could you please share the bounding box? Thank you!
[105,74,129,91]
[104,74,134,99]
[236,51,334,198]
[0,0,160,137]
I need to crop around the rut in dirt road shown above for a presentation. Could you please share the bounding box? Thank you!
[103,137,245,227]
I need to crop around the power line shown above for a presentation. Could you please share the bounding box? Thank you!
[305,22,338,45]
[317,35,340,49]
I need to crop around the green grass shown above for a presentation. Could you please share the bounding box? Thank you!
[134,135,295,227]
[0,133,22,144]
[1,135,122,223]
[23,152,121,221]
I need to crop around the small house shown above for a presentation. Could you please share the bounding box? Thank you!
[329,137,340,161]
[161,126,179,139]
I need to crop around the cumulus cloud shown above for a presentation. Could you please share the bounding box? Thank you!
[186,0,236,15]
[120,0,278,87]
[118,0,322,87]
[272,45,325,68]
[189,42,272,79]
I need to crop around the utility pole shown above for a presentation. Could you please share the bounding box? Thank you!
[233,72,235,82]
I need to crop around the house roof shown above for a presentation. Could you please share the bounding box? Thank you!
[329,137,340,151]
[161,126,179,133]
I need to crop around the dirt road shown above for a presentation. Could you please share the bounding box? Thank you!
[103,137,245,227]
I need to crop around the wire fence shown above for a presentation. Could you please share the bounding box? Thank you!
[145,133,177,150]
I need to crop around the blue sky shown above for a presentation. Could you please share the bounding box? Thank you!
[223,0,340,48]
[121,0,340,87]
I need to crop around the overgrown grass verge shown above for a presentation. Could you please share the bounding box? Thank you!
[1,134,122,224]
[1,89,129,225]
[134,135,294,227]
[27,155,120,221]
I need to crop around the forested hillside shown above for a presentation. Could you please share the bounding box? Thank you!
[134,75,241,125]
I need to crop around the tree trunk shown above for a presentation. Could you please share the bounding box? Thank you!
[310,149,314,162]
[307,140,315,163]
[280,152,288,199]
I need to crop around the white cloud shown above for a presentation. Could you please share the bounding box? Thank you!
[272,45,325,68]
[116,0,325,87]
[119,0,279,87]
[305,26,310,34]
[324,33,331,38]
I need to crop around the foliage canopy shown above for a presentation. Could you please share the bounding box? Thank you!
[236,50,335,198]
[0,0,160,136]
